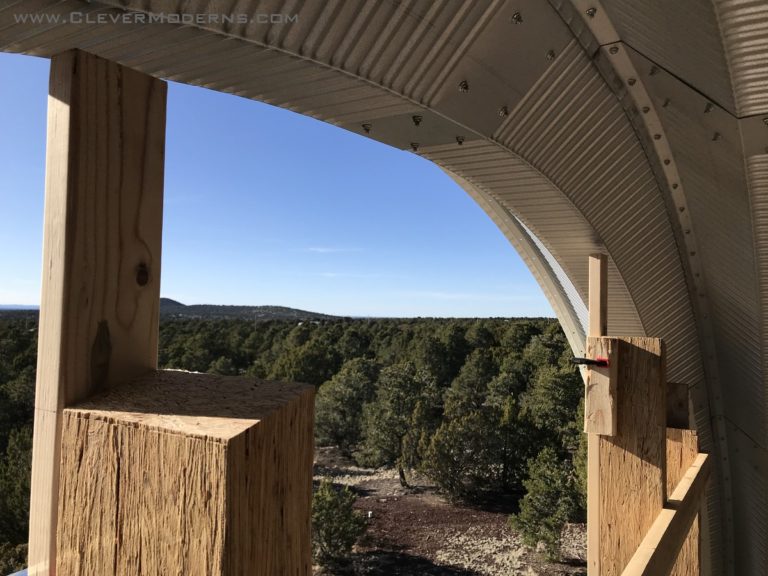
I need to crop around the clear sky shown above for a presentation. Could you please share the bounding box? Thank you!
[0,52,553,318]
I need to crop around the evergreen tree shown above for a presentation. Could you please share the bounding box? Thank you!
[511,447,581,560]
[315,359,379,453]
[355,363,435,482]
[312,478,367,567]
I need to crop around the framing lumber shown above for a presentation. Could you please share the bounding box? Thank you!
[666,429,700,576]
[28,49,166,575]
[588,253,607,338]
[622,453,711,576]
[56,371,314,576]
[595,337,666,575]
[587,252,609,574]
[584,337,617,435]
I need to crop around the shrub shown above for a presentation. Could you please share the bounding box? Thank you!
[510,447,581,560]
[312,478,367,567]
[0,542,27,574]
[315,359,379,453]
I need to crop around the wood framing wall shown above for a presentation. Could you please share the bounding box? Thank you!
[585,254,706,575]
[588,336,667,574]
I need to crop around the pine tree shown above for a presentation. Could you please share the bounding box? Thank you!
[312,478,367,567]
[510,447,581,560]
[315,359,379,453]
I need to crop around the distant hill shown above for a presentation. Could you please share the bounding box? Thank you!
[159,298,338,321]
[0,300,338,322]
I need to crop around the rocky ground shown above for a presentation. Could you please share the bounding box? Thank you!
[313,447,586,576]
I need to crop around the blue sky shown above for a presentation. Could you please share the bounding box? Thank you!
[0,52,553,318]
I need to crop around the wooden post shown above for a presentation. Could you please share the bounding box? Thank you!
[56,371,314,575]
[666,429,701,576]
[587,254,666,575]
[28,50,166,575]
[589,254,607,338]
[587,253,607,575]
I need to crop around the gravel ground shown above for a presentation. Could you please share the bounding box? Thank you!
[313,447,586,576]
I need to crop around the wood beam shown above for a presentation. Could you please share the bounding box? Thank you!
[622,453,711,576]
[666,429,700,575]
[587,252,608,575]
[585,337,617,435]
[28,49,166,575]
[588,253,607,338]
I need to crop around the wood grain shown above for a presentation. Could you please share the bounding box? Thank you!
[29,49,166,575]
[594,337,666,575]
[57,371,314,575]
[622,453,710,576]
[588,254,607,338]
[585,337,617,435]
[666,429,701,576]
[586,253,607,574]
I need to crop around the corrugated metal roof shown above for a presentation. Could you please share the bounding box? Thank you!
[421,139,645,339]
[620,41,767,573]
[644,57,764,439]
[601,0,736,113]
[747,154,768,438]
[715,0,768,116]
[495,39,703,386]
[517,217,590,333]
[444,169,589,356]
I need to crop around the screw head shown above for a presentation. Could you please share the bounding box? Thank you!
[512,11,523,24]
[361,123,372,134]
[627,78,636,86]
[586,7,597,17]
[704,102,713,113]
[609,46,619,55]
[458,80,469,93]
[498,105,509,118]
[412,115,423,127]
[712,132,721,141]
[546,50,556,61]
[456,136,465,145]
[410,142,420,152]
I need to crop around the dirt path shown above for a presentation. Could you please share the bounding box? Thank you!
[313,447,586,576]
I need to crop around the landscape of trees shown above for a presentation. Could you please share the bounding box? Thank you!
[0,312,586,570]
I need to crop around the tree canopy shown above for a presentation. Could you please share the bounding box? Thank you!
[0,313,585,565]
